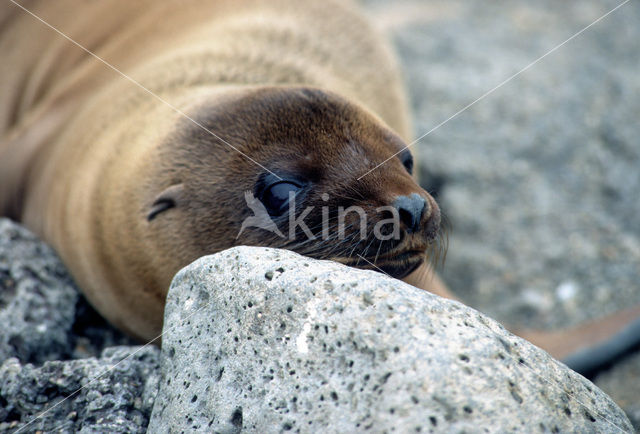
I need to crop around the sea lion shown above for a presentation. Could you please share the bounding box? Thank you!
[1,0,638,374]
[0,0,433,340]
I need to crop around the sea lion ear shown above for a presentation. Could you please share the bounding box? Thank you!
[147,183,184,221]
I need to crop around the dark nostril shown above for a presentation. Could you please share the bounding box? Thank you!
[392,193,427,233]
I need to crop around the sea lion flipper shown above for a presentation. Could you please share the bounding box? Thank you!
[518,304,640,376]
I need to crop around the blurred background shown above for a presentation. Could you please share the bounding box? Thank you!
[362,0,639,426]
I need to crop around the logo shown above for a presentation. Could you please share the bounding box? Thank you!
[237,191,402,242]
[236,191,285,239]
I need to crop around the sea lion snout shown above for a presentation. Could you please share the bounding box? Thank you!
[393,193,427,233]
[392,192,441,241]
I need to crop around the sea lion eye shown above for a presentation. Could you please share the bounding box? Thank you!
[263,181,301,215]
[399,151,413,175]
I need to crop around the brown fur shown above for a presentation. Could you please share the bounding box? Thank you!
[0,0,433,340]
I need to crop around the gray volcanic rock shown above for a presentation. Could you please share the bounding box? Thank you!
[0,218,149,432]
[0,218,78,363]
[0,346,160,433]
[148,247,632,433]
[0,218,137,363]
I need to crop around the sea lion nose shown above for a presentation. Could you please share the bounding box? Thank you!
[393,193,427,233]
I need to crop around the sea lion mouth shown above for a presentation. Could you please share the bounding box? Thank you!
[341,249,426,279]
[372,257,424,279]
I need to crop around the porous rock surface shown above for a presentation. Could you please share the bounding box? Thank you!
[0,219,158,433]
[0,218,136,364]
[0,218,78,364]
[148,247,632,433]
[0,346,160,433]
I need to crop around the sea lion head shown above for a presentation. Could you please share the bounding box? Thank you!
[146,87,443,281]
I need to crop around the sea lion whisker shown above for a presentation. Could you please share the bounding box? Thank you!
[373,238,385,264]
[282,221,356,252]
[308,224,360,255]
[347,237,368,261]
[318,230,359,258]
[359,233,379,261]
[341,184,366,201]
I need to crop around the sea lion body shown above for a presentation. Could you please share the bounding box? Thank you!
[0,0,428,340]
